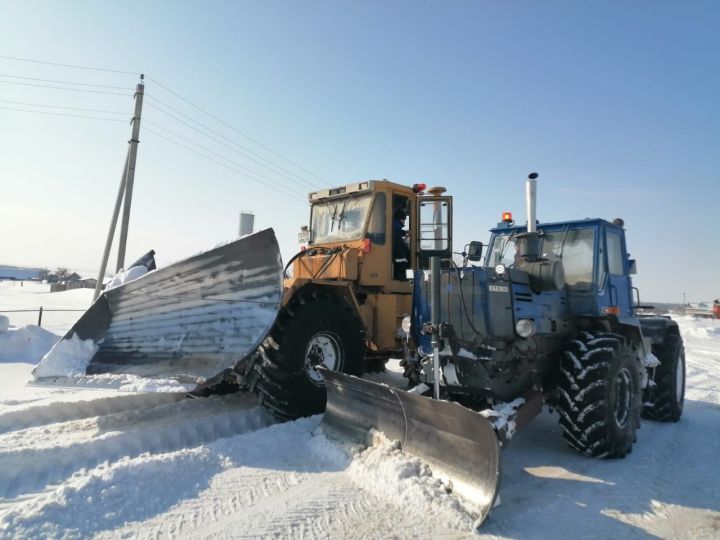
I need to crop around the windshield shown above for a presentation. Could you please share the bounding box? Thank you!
[488,227,596,291]
[488,234,519,267]
[310,194,373,244]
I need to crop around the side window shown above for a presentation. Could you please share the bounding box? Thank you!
[607,231,624,275]
[560,228,595,291]
[367,193,386,244]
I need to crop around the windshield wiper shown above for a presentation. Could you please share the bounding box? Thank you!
[326,200,337,232]
[336,198,350,228]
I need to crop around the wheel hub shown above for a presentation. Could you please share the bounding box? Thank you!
[304,332,341,384]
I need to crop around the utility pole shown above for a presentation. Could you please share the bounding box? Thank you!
[93,75,144,301]
[683,292,686,306]
[93,153,129,300]
[116,75,145,272]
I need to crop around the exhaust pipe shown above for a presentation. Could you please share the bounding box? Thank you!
[525,172,538,233]
[515,172,541,263]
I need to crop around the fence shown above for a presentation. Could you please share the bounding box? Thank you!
[0,308,86,327]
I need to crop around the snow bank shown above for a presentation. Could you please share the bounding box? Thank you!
[679,324,720,339]
[0,314,9,332]
[0,325,59,364]
[117,376,196,393]
[104,266,148,292]
[0,446,219,538]
[32,334,99,378]
[342,430,477,531]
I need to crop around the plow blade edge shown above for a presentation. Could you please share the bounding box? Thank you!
[320,369,501,525]
[36,228,283,385]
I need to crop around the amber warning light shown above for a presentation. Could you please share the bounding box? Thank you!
[502,211,513,223]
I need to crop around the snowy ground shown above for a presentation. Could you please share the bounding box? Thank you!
[0,281,718,538]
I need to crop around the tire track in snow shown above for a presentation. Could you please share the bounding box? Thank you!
[210,479,377,539]
[0,393,274,501]
[0,392,185,434]
[94,418,347,539]
[93,419,474,539]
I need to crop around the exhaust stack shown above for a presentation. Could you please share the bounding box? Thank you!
[515,172,541,263]
[526,172,538,233]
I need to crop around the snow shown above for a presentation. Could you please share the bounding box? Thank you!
[104,266,148,292]
[0,325,58,364]
[32,334,99,379]
[1,283,719,538]
[0,281,92,335]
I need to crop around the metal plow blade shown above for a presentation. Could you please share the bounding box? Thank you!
[34,228,283,387]
[320,368,501,526]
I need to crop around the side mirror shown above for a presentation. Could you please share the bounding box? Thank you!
[416,195,453,268]
[628,259,637,275]
[467,241,483,262]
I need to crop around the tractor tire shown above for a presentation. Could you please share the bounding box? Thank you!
[249,290,365,420]
[642,334,685,422]
[557,332,642,458]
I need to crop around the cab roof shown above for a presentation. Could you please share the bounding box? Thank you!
[308,179,415,202]
[490,217,625,235]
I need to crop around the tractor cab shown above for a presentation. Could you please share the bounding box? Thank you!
[486,218,635,320]
[287,179,430,356]
[291,180,421,292]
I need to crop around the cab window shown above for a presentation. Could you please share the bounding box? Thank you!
[606,231,624,275]
[366,193,386,245]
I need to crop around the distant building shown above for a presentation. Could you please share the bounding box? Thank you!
[0,265,43,281]
[50,278,98,293]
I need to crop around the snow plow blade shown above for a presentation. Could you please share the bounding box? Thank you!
[320,368,502,525]
[34,228,283,387]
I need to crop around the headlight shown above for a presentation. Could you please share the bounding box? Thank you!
[515,319,535,338]
[401,316,411,334]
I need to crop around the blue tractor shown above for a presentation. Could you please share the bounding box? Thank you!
[322,173,685,525]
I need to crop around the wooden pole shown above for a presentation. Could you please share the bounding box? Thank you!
[116,75,145,272]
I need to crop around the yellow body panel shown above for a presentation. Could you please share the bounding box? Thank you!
[364,293,413,351]
[293,247,360,281]
[285,180,420,354]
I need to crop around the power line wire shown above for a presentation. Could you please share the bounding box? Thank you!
[0,98,129,115]
[142,125,306,203]
[0,54,138,76]
[0,79,130,96]
[0,105,128,123]
[143,118,307,197]
[144,95,319,190]
[0,73,132,90]
[144,75,326,185]
[144,100,317,193]
[0,55,325,189]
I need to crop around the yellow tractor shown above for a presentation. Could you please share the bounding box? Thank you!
[247,179,449,418]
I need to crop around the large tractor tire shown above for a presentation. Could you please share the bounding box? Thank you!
[249,290,365,420]
[557,332,642,458]
[642,333,685,422]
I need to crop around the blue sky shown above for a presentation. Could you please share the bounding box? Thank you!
[0,1,718,302]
